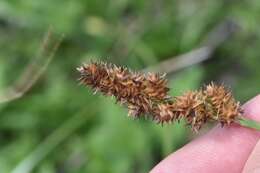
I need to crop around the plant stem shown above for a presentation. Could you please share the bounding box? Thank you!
[239,116,260,131]
[10,108,94,173]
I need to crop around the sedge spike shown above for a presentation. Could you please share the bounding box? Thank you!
[77,61,258,132]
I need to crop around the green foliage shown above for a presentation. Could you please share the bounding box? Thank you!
[0,0,259,172]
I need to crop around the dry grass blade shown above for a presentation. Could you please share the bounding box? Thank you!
[0,28,64,104]
[145,19,239,74]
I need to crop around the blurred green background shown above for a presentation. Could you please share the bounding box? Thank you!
[0,0,259,173]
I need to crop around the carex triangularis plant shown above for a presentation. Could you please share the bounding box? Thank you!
[77,61,260,132]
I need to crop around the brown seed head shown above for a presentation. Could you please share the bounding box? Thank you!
[78,62,243,132]
[78,62,170,118]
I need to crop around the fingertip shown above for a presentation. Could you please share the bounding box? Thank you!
[150,95,260,173]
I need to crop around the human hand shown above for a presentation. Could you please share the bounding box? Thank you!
[151,95,260,173]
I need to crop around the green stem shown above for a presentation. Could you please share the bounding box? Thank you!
[10,108,94,173]
[238,116,260,131]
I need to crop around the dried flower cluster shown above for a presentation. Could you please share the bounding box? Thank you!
[77,61,243,132]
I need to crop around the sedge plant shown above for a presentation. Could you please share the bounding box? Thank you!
[77,61,260,132]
